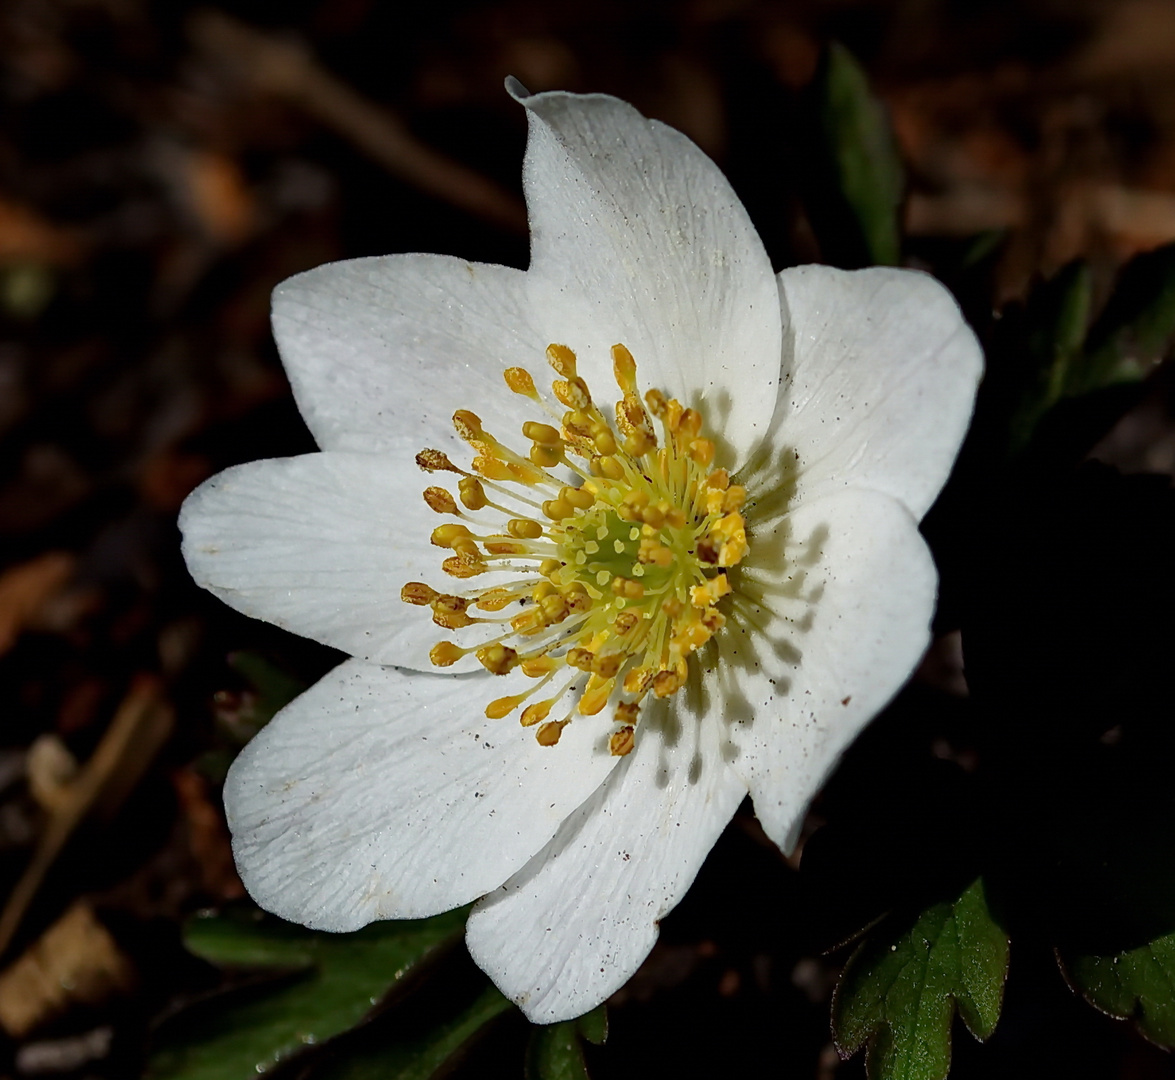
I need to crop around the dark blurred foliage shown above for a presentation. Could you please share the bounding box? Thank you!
[1,1,1175,1078]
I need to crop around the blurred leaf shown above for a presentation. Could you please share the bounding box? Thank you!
[526,1005,608,1080]
[833,878,1008,1080]
[1062,932,1175,1048]
[815,42,904,266]
[147,906,467,1080]
[228,650,307,727]
[1085,240,1175,383]
[1005,260,1092,453]
[314,983,512,1080]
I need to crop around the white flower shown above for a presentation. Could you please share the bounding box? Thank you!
[179,81,982,1024]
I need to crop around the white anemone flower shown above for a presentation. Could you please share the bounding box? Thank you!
[180,81,982,1024]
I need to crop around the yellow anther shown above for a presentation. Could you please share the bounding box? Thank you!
[429,641,463,667]
[546,343,578,378]
[609,725,635,757]
[539,594,570,624]
[621,490,649,516]
[523,421,561,445]
[674,625,711,655]
[485,541,527,556]
[416,449,461,473]
[553,377,592,411]
[400,582,438,606]
[611,343,638,392]
[475,588,515,611]
[563,411,593,438]
[504,367,539,397]
[688,438,715,467]
[452,409,484,441]
[624,430,656,458]
[472,456,513,482]
[723,485,747,512]
[662,597,683,617]
[641,503,666,528]
[423,486,458,514]
[593,455,625,480]
[476,644,519,675]
[665,508,686,528]
[431,523,472,548]
[678,408,702,441]
[705,469,730,491]
[506,518,544,540]
[542,498,572,521]
[540,558,563,578]
[624,668,653,694]
[579,678,614,715]
[529,443,561,468]
[442,556,486,578]
[536,719,568,746]
[591,653,622,678]
[562,485,595,510]
[566,647,595,671]
[591,426,617,456]
[431,594,473,629]
[690,573,732,608]
[521,700,553,727]
[614,611,639,634]
[616,701,640,724]
[611,577,645,599]
[458,476,487,510]
[511,609,544,634]
[485,695,523,719]
[638,537,674,567]
[653,669,684,698]
[644,387,667,418]
[564,584,592,613]
[521,655,557,677]
[452,538,482,562]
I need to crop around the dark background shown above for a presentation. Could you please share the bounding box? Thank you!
[1,1,1175,1077]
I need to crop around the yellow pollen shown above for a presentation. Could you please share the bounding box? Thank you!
[407,342,753,749]
[504,367,539,398]
[423,486,458,514]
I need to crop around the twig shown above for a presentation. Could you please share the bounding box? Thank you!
[188,10,529,235]
[0,676,174,957]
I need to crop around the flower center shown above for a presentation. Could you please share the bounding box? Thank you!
[401,343,749,756]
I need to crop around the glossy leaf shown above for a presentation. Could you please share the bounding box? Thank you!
[816,42,904,266]
[526,1005,608,1080]
[147,907,467,1080]
[315,983,513,1080]
[1085,240,1175,384]
[1064,930,1175,1047]
[833,878,1008,1080]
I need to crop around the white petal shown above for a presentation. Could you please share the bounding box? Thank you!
[724,488,937,852]
[179,451,520,672]
[225,659,619,928]
[510,82,782,466]
[271,254,548,454]
[466,701,747,1023]
[757,266,982,519]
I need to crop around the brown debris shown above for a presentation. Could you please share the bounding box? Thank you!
[0,903,135,1040]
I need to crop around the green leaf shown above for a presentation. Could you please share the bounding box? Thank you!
[1006,260,1093,452]
[833,878,1009,1080]
[816,42,904,266]
[525,1005,608,1080]
[147,907,467,1080]
[1063,930,1175,1047]
[1085,240,1175,384]
[228,650,307,728]
[314,983,513,1080]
